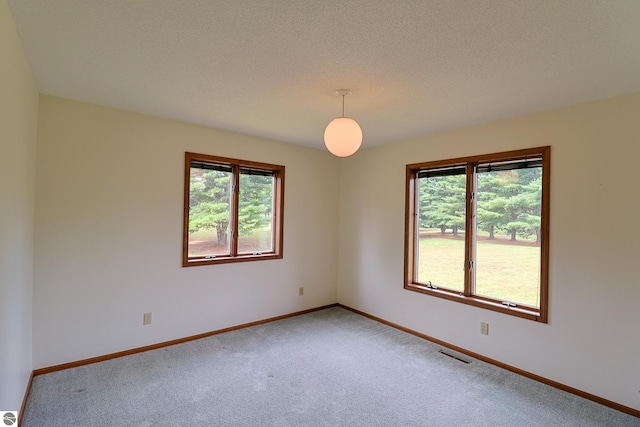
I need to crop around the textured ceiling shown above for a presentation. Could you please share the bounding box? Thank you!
[8,0,640,151]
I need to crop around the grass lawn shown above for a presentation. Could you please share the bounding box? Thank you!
[418,236,540,307]
[189,227,273,256]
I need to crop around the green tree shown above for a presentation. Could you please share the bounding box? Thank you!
[477,168,541,242]
[419,174,466,235]
[189,168,232,245]
[502,169,541,241]
[238,172,273,237]
[189,167,275,246]
[477,173,505,239]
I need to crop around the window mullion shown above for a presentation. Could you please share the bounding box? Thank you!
[272,170,284,254]
[405,170,417,285]
[464,163,475,297]
[230,165,240,257]
[412,172,420,283]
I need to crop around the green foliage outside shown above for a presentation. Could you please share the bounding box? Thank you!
[189,168,274,249]
[189,168,232,246]
[238,172,274,238]
[419,174,467,236]
[419,167,542,241]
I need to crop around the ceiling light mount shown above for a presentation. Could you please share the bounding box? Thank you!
[334,89,352,97]
[324,89,362,157]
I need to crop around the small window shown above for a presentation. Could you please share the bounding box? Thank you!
[183,152,284,266]
[405,147,550,322]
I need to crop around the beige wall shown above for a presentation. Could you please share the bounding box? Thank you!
[0,0,38,411]
[337,92,640,410]
[33,96,340,368]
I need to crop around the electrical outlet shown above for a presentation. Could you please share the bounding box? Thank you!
[143,312,152,325]
[299,287,304,296]
[480,322,489,335]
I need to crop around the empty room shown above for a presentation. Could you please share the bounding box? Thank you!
[2,1,640,425]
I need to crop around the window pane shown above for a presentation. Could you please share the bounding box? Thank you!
[188,166,232,257]
[238,171,274,254]
[475,166,542,307]
[416,172,466,292]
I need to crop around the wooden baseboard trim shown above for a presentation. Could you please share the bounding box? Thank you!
[19,370,34,424]
[337,304,640,419]
[34,303,338,376]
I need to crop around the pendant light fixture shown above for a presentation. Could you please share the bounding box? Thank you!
[324,89,362,157]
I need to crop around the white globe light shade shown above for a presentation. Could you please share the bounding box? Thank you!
[323,117,363,157]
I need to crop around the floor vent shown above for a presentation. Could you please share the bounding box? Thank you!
[439,349,471,364]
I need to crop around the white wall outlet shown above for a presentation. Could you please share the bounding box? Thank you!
[480,322,489,335]
[143,312,152,325]
[299,287,304,296]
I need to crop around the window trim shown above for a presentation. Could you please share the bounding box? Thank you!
[404,147,550,322]
[182,152,285,267]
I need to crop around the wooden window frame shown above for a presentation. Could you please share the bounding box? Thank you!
[404,147,550,322]
[182,152,285,267]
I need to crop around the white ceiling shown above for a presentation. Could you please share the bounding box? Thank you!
[8,0,640,151]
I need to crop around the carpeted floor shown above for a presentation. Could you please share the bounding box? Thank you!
[21,307,640,426]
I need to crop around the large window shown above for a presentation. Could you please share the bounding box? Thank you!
[405,147,550,322]
[183,152,284,266]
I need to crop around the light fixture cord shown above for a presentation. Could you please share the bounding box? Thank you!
[342,94,345,118]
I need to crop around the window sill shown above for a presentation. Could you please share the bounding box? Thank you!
[183,253,282,267]
[404,282,546,323]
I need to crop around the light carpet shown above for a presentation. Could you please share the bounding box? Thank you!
[21,307,640,426]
